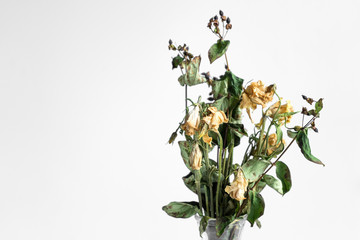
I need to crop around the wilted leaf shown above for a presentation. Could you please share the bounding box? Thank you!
[208,40,230,64]
[263,175,283,195]
[287,130,298,139]
[242,159,270,182]
[315,98,323,114]
[296,129,324,166]
[162,201,201,218]
[211,78,228,99]
[247,190,265,227]
[178,141,194,170]
[216,216,234,237]
[172,55,184,69]
[276,161,292,194]
[199,216,210,237]
[178,56,206,86]
[219,71,244,97]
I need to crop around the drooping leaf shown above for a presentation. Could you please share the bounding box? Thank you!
[247,190,265,227]
[199,216,210,237]
[178,141,194,170]
[162,201,201,218]
[242,159,270,182]
[255,180,267,193]
[263,175,283,195]
[276,161,292,194]
[208,40,230,64]
[182,172,197,194]
[315,98,323,114]
[172,55,184,69]
[296,129,325,166]
[229,123,248,138]
[212,96,229,112]
[178,56,206,86]
[287,130,298,139]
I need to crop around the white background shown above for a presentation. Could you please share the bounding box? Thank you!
[1,0,359,239]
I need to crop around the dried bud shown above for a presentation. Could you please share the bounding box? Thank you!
[169,39,173,45]
[226,17,231,24]
[208,97,214,101]
[221,16,227,21]
[226,23,232,30]
[311,121,316,127]
[294,126,302,131]
[312,127,319,133]
[225,64,228,70]
[185,46,189,51]
[209,91,213,95]
[302,95,308,100]
[306,98,315,105]
[209,17,214,22]
[201,72,211,80]
[213,77,219,81]
[219,10,224,16]
[301,107,309,115]
[214,20,219,27]
[214,15,218,20]
[168,132,177,144]
[207,22,212,28]
[190,143,202,170]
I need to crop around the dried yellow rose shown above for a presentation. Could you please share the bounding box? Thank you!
[181,105,200,136]
[240,80,275,122]
[267,100,294,124]
[202,107,228,132]
[266,133,286,155]
[190,143,202,170]
[225,170,248,201]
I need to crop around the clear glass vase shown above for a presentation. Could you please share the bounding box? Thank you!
[195,215,247,240]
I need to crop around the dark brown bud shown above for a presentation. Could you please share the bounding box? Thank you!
[306,98,315,105]
[221,16,227,21]
[168,132,177,144]
[219,10,224,16]
[208,97,214,101]
[169,39,173,45]
[213,77,219,81]
[214,15,218,20]
[301,107,309,115]
[209,91,213,95]
[302,95,308,100]
[207,22,212,28]
[201,72,211,80]
[226,23,232,30]
[312,127,319,133]
[226,17,231,24]
[214,20,219,27]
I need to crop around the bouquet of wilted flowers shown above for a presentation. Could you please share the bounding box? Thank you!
[162,10,324,238]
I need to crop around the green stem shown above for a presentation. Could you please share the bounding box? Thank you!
[204,144,211,217]
[195,170,203,216]
[216,131,223,217]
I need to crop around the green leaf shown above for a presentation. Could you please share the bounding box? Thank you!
[263,175,283,195]
[172,55,184,69]
[212,96,229,112]
[178,141,193,170]
[211,79,228,99]
[242,159,270,182]
[255,219,262,229]
[199,216,210,237]
[274,111,299,120]
[162,201,201,218]
[229,123,248,138]
[178,56,206,86]
[219,71,244,97]
[208,40,230,64]
[182,172,197,194]
[255,180,267,193]
[247,190,265,227]
[276,161,292,194]
[296,129,325,166]
[315,98,323,114]
[287,130,298,139]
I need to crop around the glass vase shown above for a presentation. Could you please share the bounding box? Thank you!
[195,215,247,240]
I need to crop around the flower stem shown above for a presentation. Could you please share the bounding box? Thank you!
[195,170,203,216]
[216,131,223,217]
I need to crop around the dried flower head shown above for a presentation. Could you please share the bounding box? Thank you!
[181,105,201,136]
[190,143,202,170]
[225,170,248,201]
[267,100,294,124]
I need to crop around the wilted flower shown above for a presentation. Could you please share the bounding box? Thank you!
[202,107,228,132]
[267,100,294,124]
[240,81,275,122]
[225,170,248,201]
[266,133,286,155]
[190,143,202,170]
[181,105,200,136]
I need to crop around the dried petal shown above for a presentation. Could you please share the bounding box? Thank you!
[225,170,248,201]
